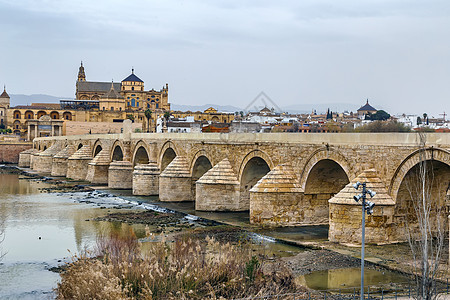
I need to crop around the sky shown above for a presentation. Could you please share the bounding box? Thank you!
[0,0,449,116]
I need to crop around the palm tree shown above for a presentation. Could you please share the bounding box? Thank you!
[163,111,171,121]
[144,109,152,133]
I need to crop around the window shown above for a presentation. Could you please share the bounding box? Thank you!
[15,114,19,118]
[151,95,155,98]
[131,99,135,107]
[127,102,130,106]
[137,97,139,99]
[137,102,139,107]
[156,103,159,108]
[132,87,134,91]
[147,104,150,108]
[119,107,122,111]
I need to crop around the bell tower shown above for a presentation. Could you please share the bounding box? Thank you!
[77,61,86,82]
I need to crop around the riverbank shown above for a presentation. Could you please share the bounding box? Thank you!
[1,165,448,294]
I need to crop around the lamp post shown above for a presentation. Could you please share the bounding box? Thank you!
[353,181,376,300]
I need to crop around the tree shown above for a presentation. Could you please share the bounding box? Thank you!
[417,116,422,126]
[126,114,135,122]
[144,109,152,133]
[423,113,429,125]
[163,111,171,121]
[355,120,411,132]
[370,110,390,121]
[405,132,447,300]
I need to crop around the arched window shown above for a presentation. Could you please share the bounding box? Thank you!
[131,99,135,107]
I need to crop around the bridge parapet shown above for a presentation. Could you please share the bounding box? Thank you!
[24,132,450,245]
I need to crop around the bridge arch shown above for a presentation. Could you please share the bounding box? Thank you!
[391,148,450,233]
[190,150,213,177]
[300,149,351,221]
[389,147,450,201]
[299,148,353,191]
[159,141,178,171]
[132,141,150,166]
[190,150,213,198]
[111,140,125,162]
[92,139,103,157]
[238,150,273,210]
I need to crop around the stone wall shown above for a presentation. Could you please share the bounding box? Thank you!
[108,161,133,189]
[29,132,450,244]
[196,183,240,211]
[64,121,142,136]
[0,142,32,163]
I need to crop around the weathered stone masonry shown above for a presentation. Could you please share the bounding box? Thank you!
[26,132,449,245]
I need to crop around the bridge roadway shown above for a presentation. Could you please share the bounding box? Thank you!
[24,131,449,245]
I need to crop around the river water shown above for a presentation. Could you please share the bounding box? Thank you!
[0,172,410,299]
[0,173,150,299]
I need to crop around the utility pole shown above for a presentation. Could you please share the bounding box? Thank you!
[353,182,376,300]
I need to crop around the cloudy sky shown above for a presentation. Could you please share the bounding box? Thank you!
[0,0,449,116]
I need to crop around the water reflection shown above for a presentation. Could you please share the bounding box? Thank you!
[299,267,408,290]
[0,174,145,298]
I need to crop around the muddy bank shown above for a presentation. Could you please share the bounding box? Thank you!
[282,250,361,276]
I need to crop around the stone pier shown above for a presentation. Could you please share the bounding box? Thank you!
[30,150,42,170]
[132,162,160,195]
[159,156,192,202]
[108,161,133,189]
[86,149,111,184]
[328,169,396,245]
[195,158,240,211]
[51,145,75,177]
[66,145,92,181]
[35,143,61,173]
[18,148,39,168]
[250,164,307,225]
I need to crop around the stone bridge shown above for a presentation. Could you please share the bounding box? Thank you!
[22,131,450,245]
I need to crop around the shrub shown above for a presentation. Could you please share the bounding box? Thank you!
[355,120,411,132]
[56,230,295,299]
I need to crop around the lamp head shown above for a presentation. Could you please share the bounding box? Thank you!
[353,181,361,190]
[365,200,375,215]
[353,194,363,202]
[367,189,376,198]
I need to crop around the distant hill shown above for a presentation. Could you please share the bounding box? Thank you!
[9,94,358,114]
[282,103,358,114]
[171,103,242,113]
[10,94,70,107]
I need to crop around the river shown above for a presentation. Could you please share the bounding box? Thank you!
[0,171,411,299]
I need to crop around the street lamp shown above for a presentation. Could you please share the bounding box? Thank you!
[353,181,376,300]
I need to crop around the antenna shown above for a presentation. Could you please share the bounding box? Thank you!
[439,111,446,122]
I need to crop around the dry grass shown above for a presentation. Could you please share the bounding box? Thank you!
[56,228,295,299]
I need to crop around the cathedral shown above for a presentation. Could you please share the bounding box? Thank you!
[5,63,171,137]
[73,62,170,112]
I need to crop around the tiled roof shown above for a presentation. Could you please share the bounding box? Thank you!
[12,104,62,110]
[102,84,124,99]
[357,100,377,112]
[0,89,9,98]
[76,81,121,93]
[122,73,143,83]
